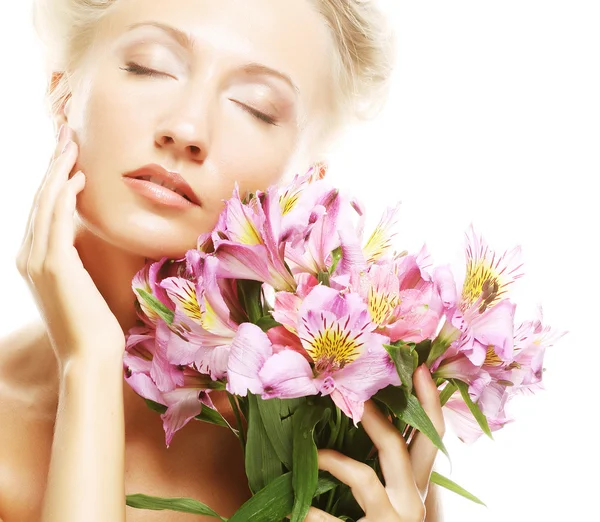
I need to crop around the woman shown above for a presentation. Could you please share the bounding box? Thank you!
[0,0,446,520]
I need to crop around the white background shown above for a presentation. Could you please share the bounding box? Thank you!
[1,1,598,520]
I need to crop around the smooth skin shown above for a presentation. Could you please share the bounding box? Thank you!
[0,0,446,520]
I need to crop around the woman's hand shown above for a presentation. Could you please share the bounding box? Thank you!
[308,364,445,522]
[15,124,125,369]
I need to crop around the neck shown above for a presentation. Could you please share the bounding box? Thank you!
[73,227,156,427]
[74,229,146,334]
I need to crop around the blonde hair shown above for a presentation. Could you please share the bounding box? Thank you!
[33,0,396,143]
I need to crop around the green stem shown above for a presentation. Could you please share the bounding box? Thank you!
[324,486,337,514]
[227,392,246,453]
[325,406,342,448]
[334,413,348,451]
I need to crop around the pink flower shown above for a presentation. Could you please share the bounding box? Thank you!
[210,185,297,291]
[124,322,184,395]
[160,255,240,380]
[284,188,343,276]
[508,312,566,394]
[131,257,186,326]
[443,383,513,444]
[433,226,523,369]
[229,285,400,424]
[365,253,445,343]
[160,367,217,447]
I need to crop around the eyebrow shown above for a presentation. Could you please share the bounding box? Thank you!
[126,21,300,94]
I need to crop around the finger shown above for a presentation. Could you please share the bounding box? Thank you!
[359,400,414,493]
[303,506,341,521]
[409,364,446,494]
[318,449,394,519]
[29,140,78,271]
[46,171,85,265]
[18,125,70,249]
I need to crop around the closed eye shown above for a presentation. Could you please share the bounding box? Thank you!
[230,99,278,126]
[120,61,169,78]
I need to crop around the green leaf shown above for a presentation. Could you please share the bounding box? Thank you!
[425,322,460,367]
[384,343,419,394]
[257,397,304,470]
[425,337,450,367]
[195,406,235,431]
[451,379,493,439]
[430,471,487,506]
[136,289,175,325]
[328,246,343,275]
[245,394,283,493]
[402,392,450,461]
[439,382,458,407]
[375,386,449,461]
[317,271,331,286]
[237,280,264,324]
[314,472,339,496]
[256,314,283,332]
[228,472,336,522]
[291,402,331,522]
[126,493,225,520]
[144,398,167,414]
[414,339,432,367]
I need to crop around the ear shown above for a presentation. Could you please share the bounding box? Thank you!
[49,71,72,132]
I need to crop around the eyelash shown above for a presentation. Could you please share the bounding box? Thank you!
[120,61,166,78]
[121,62,278,126]
[231,100,278,126]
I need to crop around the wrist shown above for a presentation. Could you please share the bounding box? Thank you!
[60,348,125,383]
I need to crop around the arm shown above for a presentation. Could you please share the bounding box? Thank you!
[41,353,126,522]
[14,126,129,521]
[424,479,444,522]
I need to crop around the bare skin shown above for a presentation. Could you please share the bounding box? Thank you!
[0,322,251,522]
[0,0,445,520]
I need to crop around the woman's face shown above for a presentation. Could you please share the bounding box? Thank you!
[63,0,334,259]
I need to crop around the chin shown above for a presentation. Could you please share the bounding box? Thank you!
[77,206,203,261]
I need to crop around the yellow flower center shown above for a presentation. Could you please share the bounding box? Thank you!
[177,284,203,323]
[461,260,503,312]
[484,345,503,366]
[368,287,399,325]
[305,323,363,373]
[279,189,301,216]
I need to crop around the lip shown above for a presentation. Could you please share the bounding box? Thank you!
[123,164,201,208]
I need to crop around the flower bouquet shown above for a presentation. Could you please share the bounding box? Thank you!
[123,168,563,521]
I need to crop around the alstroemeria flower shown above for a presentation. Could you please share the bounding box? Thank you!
[284,188,343,276]
[442,382,513,444]
[332,250,444,344]
[160,255,239,379]
[229,285,400,424]
[210,185,297,291]
[361,202,401,264]
[434,226,523,367]
[124,321,185,395]
[132,257,186,326]
[508,313,565,394]
[160,367,219,447]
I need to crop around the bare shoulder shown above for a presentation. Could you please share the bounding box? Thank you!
[0,321,58,522]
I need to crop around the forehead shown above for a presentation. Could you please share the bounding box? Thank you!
[95,0,334,111]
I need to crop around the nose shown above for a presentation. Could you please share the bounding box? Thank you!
[154,101,210,163]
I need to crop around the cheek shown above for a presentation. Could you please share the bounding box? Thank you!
[204,111,299,204]
[76,82,150,165]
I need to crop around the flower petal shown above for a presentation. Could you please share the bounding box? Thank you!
[160,388,207,447]
[259,350,318,399]
[226,322,274,396]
